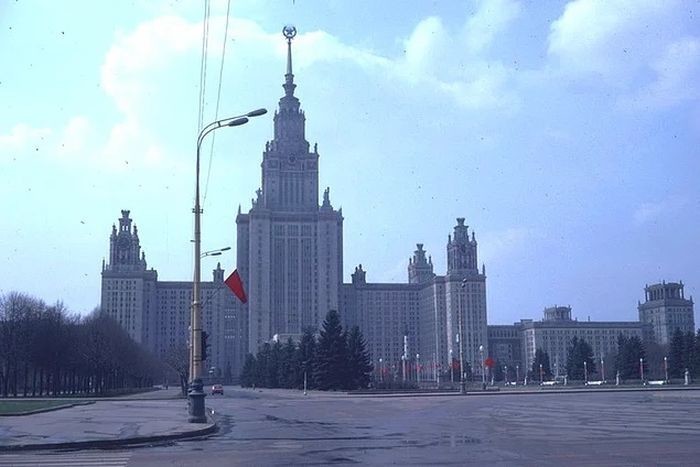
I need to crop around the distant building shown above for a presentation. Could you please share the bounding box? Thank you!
[638,281,695,344]
[341,221,489,379]
[102,29,695,387]
[233,31,488,376]
[100,31,490,384]
[100,210,244,381]
[518,306,649,377]
[487,324,523,371]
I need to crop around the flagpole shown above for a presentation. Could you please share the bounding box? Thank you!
[188,109,266,424]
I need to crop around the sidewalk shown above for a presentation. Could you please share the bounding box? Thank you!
[0,396,216,451]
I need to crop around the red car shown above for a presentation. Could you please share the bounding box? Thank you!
[211,384,224,395]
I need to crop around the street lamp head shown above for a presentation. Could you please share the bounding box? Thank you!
[246,108,268,117]
[228,117,249,127]
[210,252,222,256]
[479,344,484,352]
[220,246,231,251]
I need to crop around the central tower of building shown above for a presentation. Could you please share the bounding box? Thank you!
[237,27,344,352]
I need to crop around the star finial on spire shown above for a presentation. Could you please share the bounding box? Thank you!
[282,25,297,97]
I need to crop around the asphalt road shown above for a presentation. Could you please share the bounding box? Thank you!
[4,387,700,466]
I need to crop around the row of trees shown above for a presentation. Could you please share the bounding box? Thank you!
[0,292,163,397]
[668,329,700,378]
[240,310,373,390]
[526,333,662,382]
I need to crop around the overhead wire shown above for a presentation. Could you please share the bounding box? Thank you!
[203,0,232,204]
[197,0,211,133]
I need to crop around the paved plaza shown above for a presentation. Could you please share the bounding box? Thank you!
[2,387,700,465]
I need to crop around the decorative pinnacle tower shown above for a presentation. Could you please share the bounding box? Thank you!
[257,25,321,211]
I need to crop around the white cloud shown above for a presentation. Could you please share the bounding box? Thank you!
[101,16,201,116]
[548,0,670,76]
[402,16,450,78]
[4,6,522,171]
[479,227,534,264]
[0,124,52,152]
[464,0,522,54]
[547,0,698,108]
[633,197,685,225]
[389,1,522,110]
[628,37,700,109]
[292,29,390,72]
[56,116,90,156]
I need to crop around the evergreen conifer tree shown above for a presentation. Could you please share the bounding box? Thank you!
[255,343,271,387]
[346,326,373,389]
[566,337,596,380]
[683,331,696,375]
[240,354,256,387]
[313,310,347,390]
[532,348,552,381]
[298,327,317,389]
[669,328,685,378]
[268,340,282,388]
[278,338,297,388]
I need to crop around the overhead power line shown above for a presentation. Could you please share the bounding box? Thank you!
[203,0,232,204]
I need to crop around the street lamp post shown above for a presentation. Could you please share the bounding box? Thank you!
[516,364,520,385]
[458,279,468,394]
[402,335,408,383]
[188,109,267,423]
[539,363,544,383]
[201,246,231,258]
[639,357,645,385]
[664,356,669,383]
[449,349,454,384]
[379,358,383,384]
[416,353,421,384]
[601,357,605,383]
[479,344,486,390]
[504,365,508,385]
[583,361,588,384]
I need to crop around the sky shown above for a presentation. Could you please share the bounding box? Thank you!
[1,0,698,325]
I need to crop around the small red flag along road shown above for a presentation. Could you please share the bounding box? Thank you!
[225,269,248,303]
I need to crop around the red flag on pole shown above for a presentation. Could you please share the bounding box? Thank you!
[224,269,247,303]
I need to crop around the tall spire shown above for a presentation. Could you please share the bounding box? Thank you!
[282,25,297,98]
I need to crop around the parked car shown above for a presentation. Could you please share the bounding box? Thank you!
[211,384,224,395]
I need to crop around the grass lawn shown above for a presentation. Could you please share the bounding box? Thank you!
[0,400,75,415]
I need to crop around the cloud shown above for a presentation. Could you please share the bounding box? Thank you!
[272,1,523,111]
[293,29,391,72]
[56,116,91,156]
[464,0,522,54]
[0,124,52,153]
[625,37,700,109]
[479,227,534,264]
[547,0,698,108]
[391,1,522,110]
[548,0,670,76]
[101,16,201,116]
[633,197,685,225]
[3,5,523,170]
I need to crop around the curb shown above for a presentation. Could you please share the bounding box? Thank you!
[350,385,700,398]
[0,411,218,452]
[0,401,95,417]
